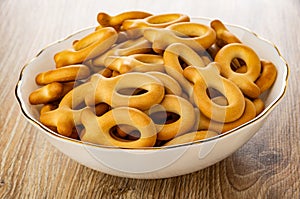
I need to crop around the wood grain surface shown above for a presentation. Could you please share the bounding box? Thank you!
[1,0,299,198]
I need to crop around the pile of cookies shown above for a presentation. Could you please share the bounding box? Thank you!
[28,11,277,148]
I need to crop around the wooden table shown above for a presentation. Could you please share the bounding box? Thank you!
[1,0,299,198]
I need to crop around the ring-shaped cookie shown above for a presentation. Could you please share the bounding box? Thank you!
[29,81,75,105]
[35,64,90,85]
[163,43,205,97]
[183,63,245,123]
[85,72,165,110]
[198,98,256,133]
[255,60,277,93]
[146,72,182,96]
[144,28,206,53]
[54,27,118,68]
[147,94,196,140]
[39,82,93,136]
[164,130,218,146]
[80,107,157,148]
[214,43,261,98]
[29,82,64,105]
[104,54,165,74]
[97,11,152,30]
[167,22,216,49]
[210,19,241,47]
[252,98,265,116]
[122,13,190,30]
[122,13,190,39]
[92,37,152,67]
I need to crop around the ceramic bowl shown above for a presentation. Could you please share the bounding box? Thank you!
[15,17,289,179]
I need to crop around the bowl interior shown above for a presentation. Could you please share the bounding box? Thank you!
[15,17,289,148]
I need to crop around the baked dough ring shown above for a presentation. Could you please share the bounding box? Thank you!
[214,43,261,98]
[183,63,245,123]
[39,72,163,136]
[122,13,190,30]
[252,98,265,116]
[167,22,216,49]
[39,103,81,140]
[29,81,74,105]
[92,37,152,66]
[97,11,152,30]
[147,94,196,140]
[146,72,182,96]
[104,54,165,74]
[210,19,241,47]
[122,13,190,39]
[39,82,93,136]
[35,64,90,85]
[94,102,111,116]
[144,28,206,53]
[85,72,165,110]
[198,97,256,133]
[80,107,157,148]
[54,27,118,67]
[163,43,205,97]
[207,43,220,59]
[164,131,218,146]
[255,60,277,93]
[29,82,64,105]
[86,29,129,44]
[40,103,58,115]
[97,67,113,77]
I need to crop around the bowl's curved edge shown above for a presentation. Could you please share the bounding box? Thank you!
[14,17,290,151]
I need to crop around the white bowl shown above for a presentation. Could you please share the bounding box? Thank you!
[15,17,289,179]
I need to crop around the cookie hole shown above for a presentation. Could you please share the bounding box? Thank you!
[206,87,223,98]
[117,88,148,96]
[134,55,163,64]
[230,58,247,73]
[206,87,228,106]
[72,125,83,140]
[178,56,189,70]
[176,34,191,39]
[150,111,180,125]
[94,103,111,116]
[110,125,141,141]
